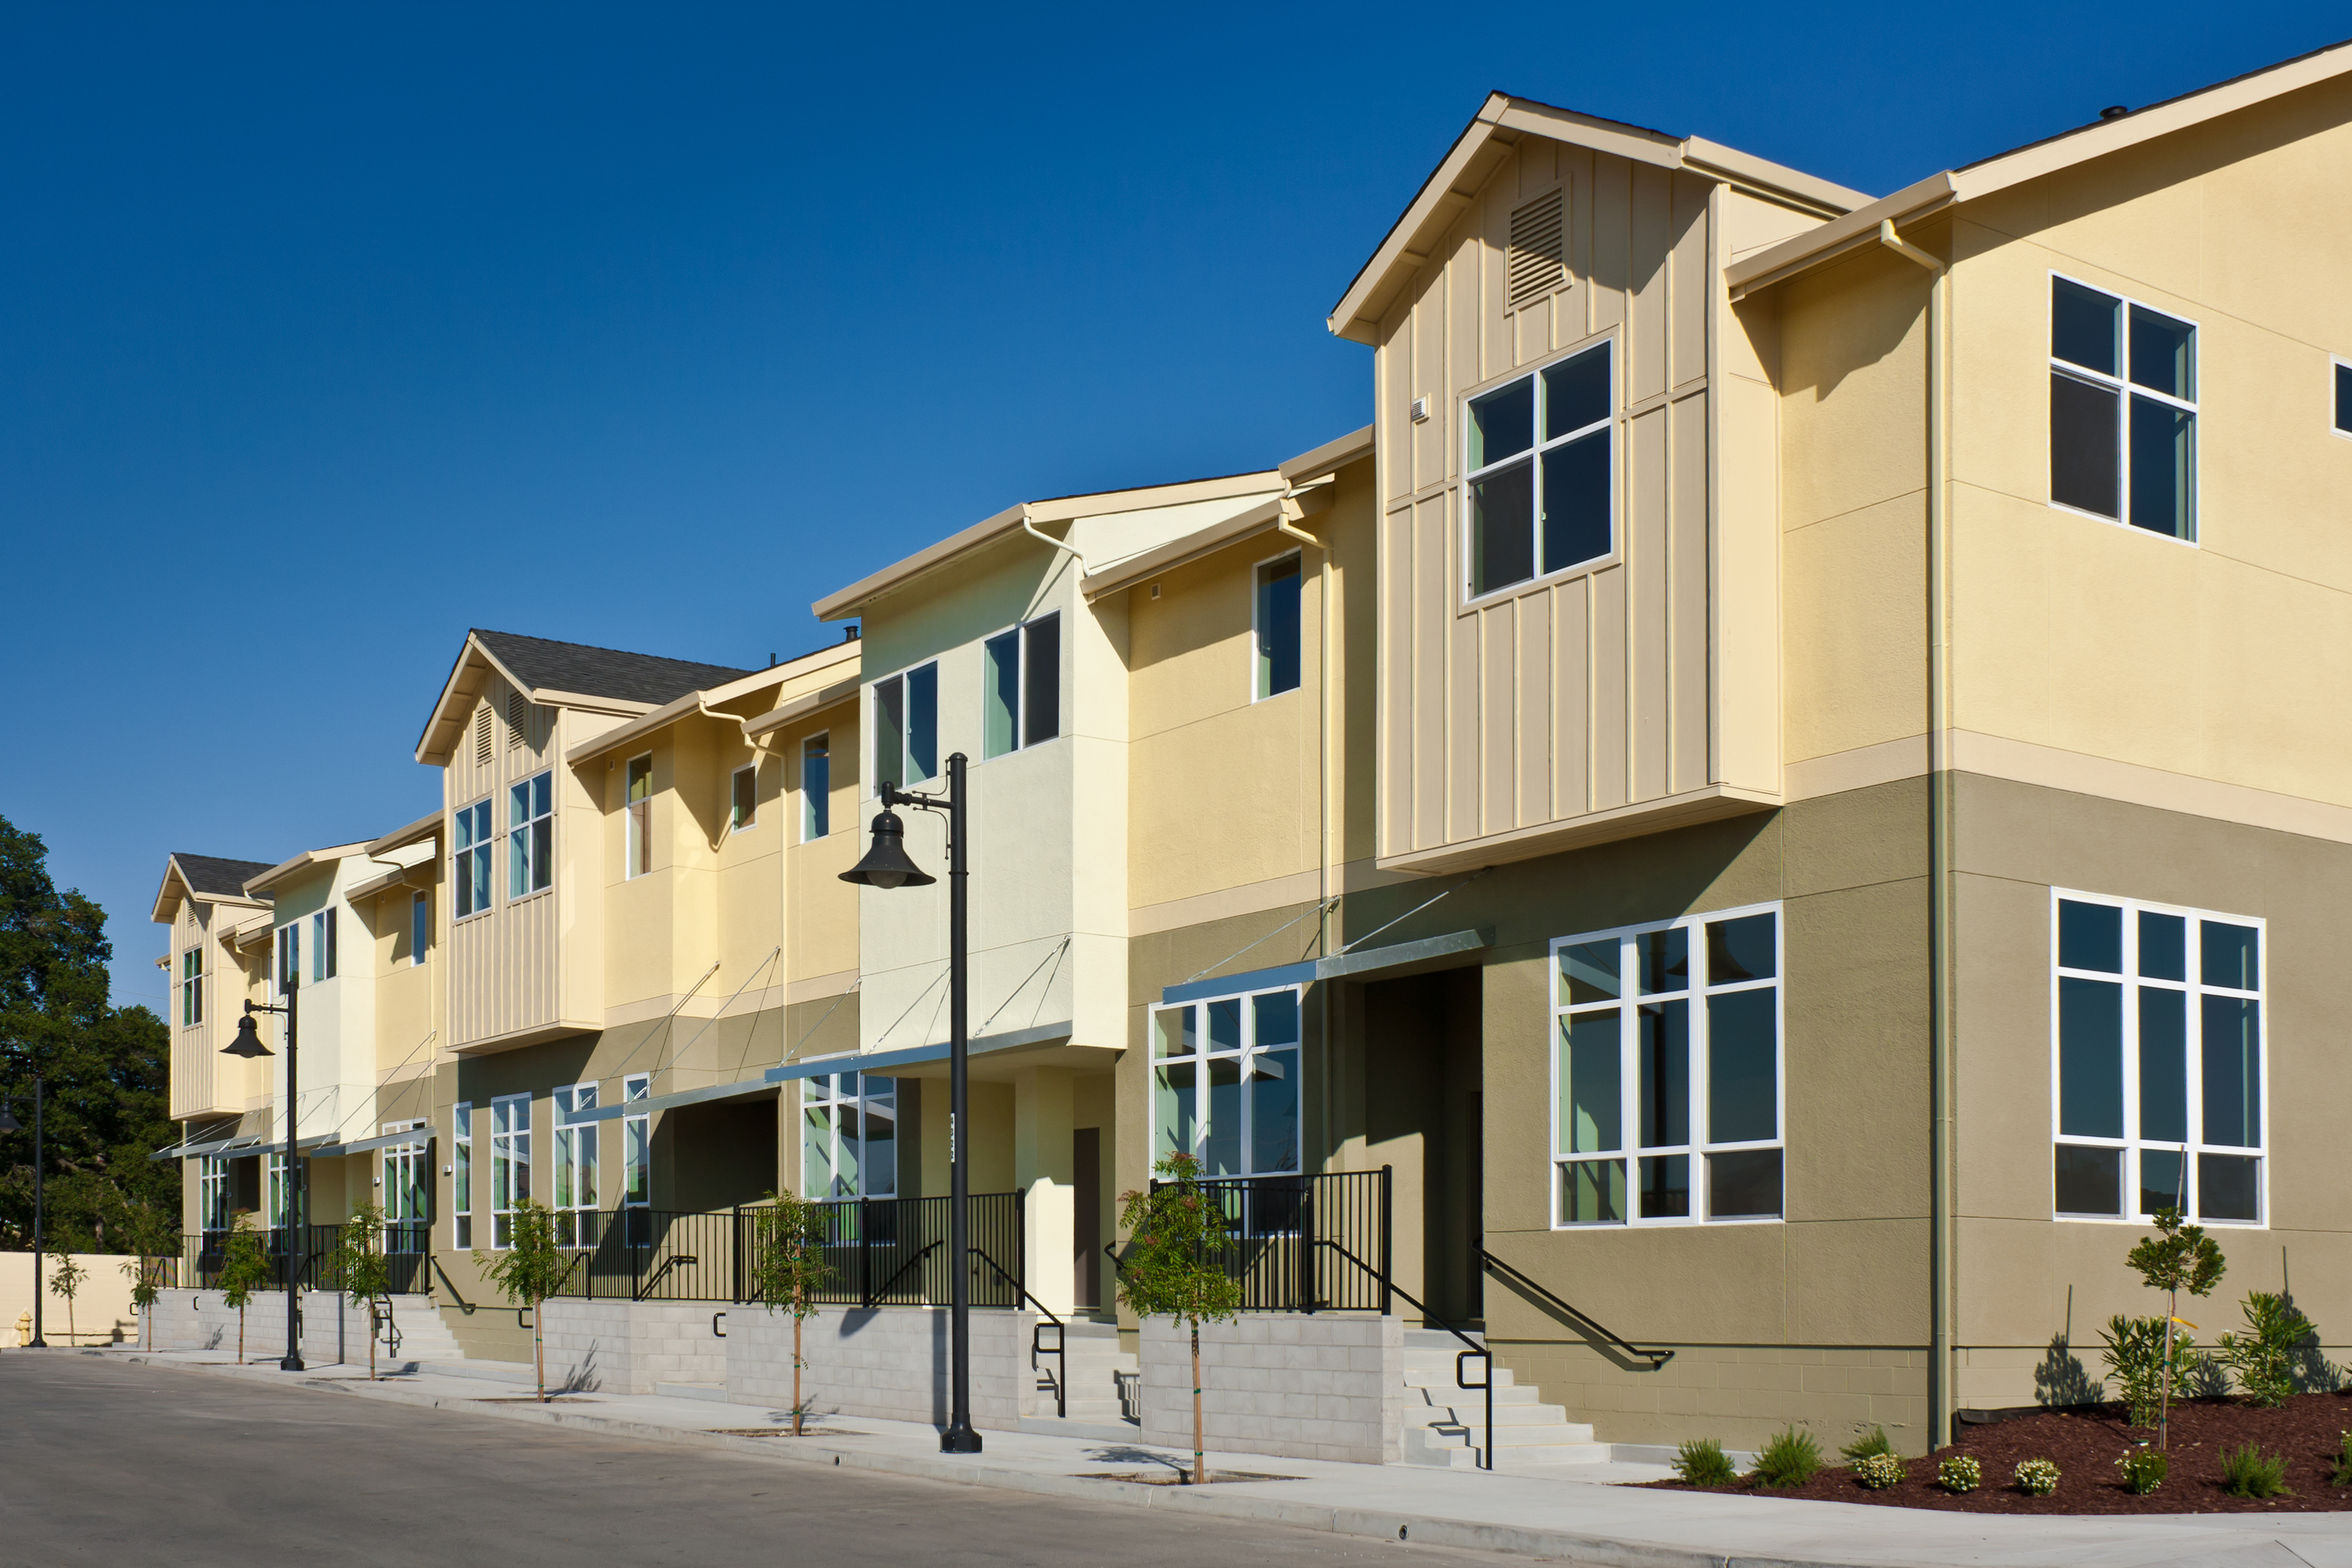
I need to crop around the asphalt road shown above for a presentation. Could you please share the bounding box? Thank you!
[0,1354,1517,1568]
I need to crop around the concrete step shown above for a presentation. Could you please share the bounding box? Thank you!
[1403,1401,1583,1432]
[415,1357,535,1385]
[1016,1414,1144,1442]
[653,1381,730,1403]
[376,1297,465,1365]
[1402,1368,1527,1393]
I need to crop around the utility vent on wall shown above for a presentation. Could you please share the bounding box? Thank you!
[1506,188,1566,309]
[474,707,493,769]
[507,693,527,750]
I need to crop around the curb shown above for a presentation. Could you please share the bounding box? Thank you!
[113,1355,1886,1568]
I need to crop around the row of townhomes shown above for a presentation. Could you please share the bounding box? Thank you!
[149,46,2352,1462]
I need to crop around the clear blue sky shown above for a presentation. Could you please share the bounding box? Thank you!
[4,3,2342,1011]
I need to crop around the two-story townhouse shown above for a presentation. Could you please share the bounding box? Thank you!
[151,854,278,1235]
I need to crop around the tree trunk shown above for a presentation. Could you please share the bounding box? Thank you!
[368,1301,377,1382]
[238,1304,246,1365]
[1191,1323,1206,1486]
[2159,1286,2178,1449]
[793,1302,805,1437]
[535,1295,547,1402]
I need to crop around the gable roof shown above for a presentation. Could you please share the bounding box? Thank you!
[152,852,275,924]
[416,629,757,766]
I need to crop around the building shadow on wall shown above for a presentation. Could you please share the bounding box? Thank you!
[2032,1331,2102,1408]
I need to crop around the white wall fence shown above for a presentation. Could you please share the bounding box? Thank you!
[3,1252,142,1347]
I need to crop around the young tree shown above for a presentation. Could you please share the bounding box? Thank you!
[1117,1152,1242,1485]
[2125,1206,2226,1449]
[47,1250,85,1345]
[217,1226,272,1364]
[745,1188,830,1434]
[117,1201,177,1351]
[328,1204,395,1381]
[476,1198,572,1402]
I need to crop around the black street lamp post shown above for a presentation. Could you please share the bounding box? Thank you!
[224,978,302,1371]
[841,752,981,1454]
[1,1079,46,1348]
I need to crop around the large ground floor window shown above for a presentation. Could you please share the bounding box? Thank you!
[2052,892,2264,1225]
[803,1072,895,1199]
[552,1084,598,1246]
[1151,986,1302,1178]
[200,1154,229,1233]
[382,1122,429,1250]
[1551,904,1783,1227]
[491,1092,530,1248]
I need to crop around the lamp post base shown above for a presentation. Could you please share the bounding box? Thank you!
[279,1355,306,1371]
[939,1422,983,1454]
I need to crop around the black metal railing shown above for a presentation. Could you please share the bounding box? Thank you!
[176,1225,426,1296]
[1134,1168,1393,1313]
[1476,1244,1674,1370]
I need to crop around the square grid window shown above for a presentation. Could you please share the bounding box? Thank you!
[802,734,831,842]
[871,663,938,792]
[509,770,553,898]
[731,764,758,834]
[1151,988,1302,1180]
[2051,893,2264,1225]
[490,1093,531,1249]
[381,1122,429,1252]
[1254,553,1302,700]
[982,615,1062,759]
[1552,905,1783,1227]
[625,756,653,878]
[552,1084,599,1247]
[451,1103,473,1249]
[453,799,493,917]
[180,946,204,1027]
[1463,338,1615,599]
[802,1073,896,1198]
[2050,275,2198,540]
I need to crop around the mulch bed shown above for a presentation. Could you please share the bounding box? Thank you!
[1645,1391,2352,1513]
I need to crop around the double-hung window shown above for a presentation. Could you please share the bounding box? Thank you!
[552,1083,599,1247]
[1465,339,1614,599]
[731,764,758,834]
[1552,905,1783,1227]
[451,1103,473,1249]
[1254,554,1302,700]
[982,615,1061,759]
[409,891,430,965]
[625,757,652,878]
[491,1092,531,1248]
[312,908,337,981]
[2050,276,2197,540]
[871,662,938,792]
[509,770,553,898]
[2051,893,2264,1225]
[382,1122,429,1252]
[1150,987,1302,1178]
[802,734,831,841]
[180,947,204,1026]
[453,799,493,917]
[802,1073,896,1198]
[275,923,299,996]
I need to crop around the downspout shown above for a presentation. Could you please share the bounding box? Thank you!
[1021,507,1089,573]
[1879,217,1953,1447]
[1273,479,1336,1174]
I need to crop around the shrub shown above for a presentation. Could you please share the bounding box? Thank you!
[2330,1431,2352,1489]
[2116,1447,2167,1495]
[2099,1315,2177,1428]
[1841,1426,1893,1465]
[1672,1437,1737,1486]
[1853,1452,1904,1490]
[1750,1428,1823,1489]
[2218,1292,2316,1408]
[2218,1442,2293,1499]
[2014,1458,2061,1496]
[1938,1455,1981,1494]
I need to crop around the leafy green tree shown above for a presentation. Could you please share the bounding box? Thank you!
[217,1226,272,1364]
[329,1204,395,1381]
[2124,1206,2226,1447]
[477,1199,573,1402]
[0,815,176,1253]
[47,1250,85,1344]
[746,1189,831,1434]
[1117,1151,1241,1485]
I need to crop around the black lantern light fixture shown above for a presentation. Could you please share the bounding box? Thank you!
[841,755,975,1454]
[224,981,303,1372]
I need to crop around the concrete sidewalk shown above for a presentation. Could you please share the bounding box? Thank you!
[106,1347,2352,1568]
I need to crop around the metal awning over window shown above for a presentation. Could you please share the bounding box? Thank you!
[1160,928,1492,1006]
[146,1130,341,1163]
[309,1128,436,1159]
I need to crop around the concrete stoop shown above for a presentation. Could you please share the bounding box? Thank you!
[1397,1328,1606,1470]
[1021,1319,1140,1440]
[376,1296,467,1369]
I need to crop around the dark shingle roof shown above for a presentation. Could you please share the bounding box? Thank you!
[473,630,755,708]
[172,854,276,898]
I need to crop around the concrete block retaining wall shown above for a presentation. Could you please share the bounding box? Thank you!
[539,1300,728,1395]
[1139,1313,1402,1465]
[725,1305,1037,1431]
[149,1288,365,1366]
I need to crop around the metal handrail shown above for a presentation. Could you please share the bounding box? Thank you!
[1321,1239,1492,1471]
[864,1240,941,1308]
[1475,1246,1674,1370]
[969,1246,1066,1420]
[636,1252,698,1302]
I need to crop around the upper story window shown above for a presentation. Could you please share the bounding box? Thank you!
[1464,338,1614,600]
[802,734,831,841]
[454,799,493,918]
[872,662,938,792]
[408,891,430,966]
[311,908,338,981]
[2052,893,2264,1226]
[509,770,553,898]
[2050,275,2197,541]
[1552,904,1783,1228]
[1254,553,1302,700]
[625,756,652,879]
[179,946,204,1026]
[275,921,299,996]
[802,1071,895,1198]
[982,613,1060,759]
[2334,359,2351,437]
[731,764,758,834]
[1151,987,1302,1179]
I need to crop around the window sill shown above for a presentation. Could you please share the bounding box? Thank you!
[2047,498,2200,548]
[1460,552,1623,618]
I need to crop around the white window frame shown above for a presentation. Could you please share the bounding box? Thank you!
[508,769,554,900]
[267,1151,290,1233]
[2048,889,2268,1228]
[1252,549,1304,703]
[622,1074,651,1212]
[1459,335,1619,607]
[2333,356,2352,441]
[409,890,430,967]
[2047,271,2200,544]
[552,1083,599,1247]
[199,1155,230,1233]
[800,734,831,842]
[180,945,204,1027]
[801,1071,898,1198]
[490,1092,531,1249]
[311,907,337,981]
[381,1121,430,1250]
[451,1102,473,1249]
[731,763,759,835]
[1148,985,1305,1181]
[1548,901,1786,1230]
[452,797,494,920]
[624,756,653,880]
[867,659,940,797]
[979,613,1062,760]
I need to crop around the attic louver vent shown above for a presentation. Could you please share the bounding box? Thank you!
[1506,188,1566,309]
[474,707,493,768]
[506,693,527,750]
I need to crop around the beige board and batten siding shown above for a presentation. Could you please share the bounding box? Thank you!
[1375,136,1783,873]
